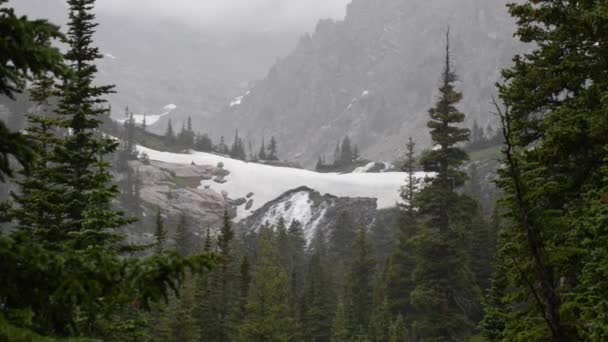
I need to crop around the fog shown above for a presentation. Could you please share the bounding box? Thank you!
[95,0,350,32]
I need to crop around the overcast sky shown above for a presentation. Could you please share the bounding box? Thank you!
[95,0,350,33]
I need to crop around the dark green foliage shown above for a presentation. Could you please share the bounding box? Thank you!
[368,299,391,342]
[329,211,357,263]
[153,208,167,255]
[483,1,608,340]
[300,228,335,341]
[239,228,299,341]
[175,212,195,256]
[399,32,482,341]
[0,0,64,181]
[388,315,408,342]
[346,228,376,334]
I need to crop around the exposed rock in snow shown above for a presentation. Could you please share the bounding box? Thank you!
[125,160,232,230]
[136,145,426,220]
[238,186,378,242]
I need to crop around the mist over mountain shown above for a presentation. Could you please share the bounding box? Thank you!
[11,0,320,131]
[216,0,522,166]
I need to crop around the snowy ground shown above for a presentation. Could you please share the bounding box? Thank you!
[137,146,427,219]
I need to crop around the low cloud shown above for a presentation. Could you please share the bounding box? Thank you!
[96,0,349,32]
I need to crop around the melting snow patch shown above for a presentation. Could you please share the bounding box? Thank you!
[353,162,377,173]
[136,145,428,220]
[260,191,313,229]
[230,96,243,107]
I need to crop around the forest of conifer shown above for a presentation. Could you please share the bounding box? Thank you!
[1,0,608,341]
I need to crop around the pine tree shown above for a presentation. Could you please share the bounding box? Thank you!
[0,2,217,338]
[406,31,480,341]
[368,299,391,342]
[175,212,193,256]
[258,138,267,160]
[399,137,419,217]
[154,208,167,255]
[240,228,298,341]
[330,211,357,265]
[301,245,336,341]
[346,228,376,335]
[388,315,408,342]
[0,0,63,181]
[165,119,175,144]
[267,136,278,161]
[287,220,306,312]
[216,210,237,341]
[332,301,350,342]
[238,256,252,322]
[340,136,353,165]
[478,1,608,339]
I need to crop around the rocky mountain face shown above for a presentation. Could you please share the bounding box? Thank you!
[125,160,234,231]
[219,0,521,166]
[237,186,378,241]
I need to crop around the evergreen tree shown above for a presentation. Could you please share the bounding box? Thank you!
[155,280,200,342]
[368,299,391,342]
[353,145,360,162]
[330,211,357,264]
[0,1,217,338]
[238,256,252,322]
[301,244,336,341]
[332,301,350,342]
[165,119,175,144]
[399,137,419,217]
[267,136,279,161]
[406,31,480,341]
[287,220,307,312]
[215,210,237,341]
[240,228,298,341]
[195,132,213,152]
[0,0,63,181]
[346,228,376,335]
[483,1,608,339]
[258,138,267,160]
[339,136,353,165]
[388,315,408,342]
[175,212,193,256]
[153,208,167,255]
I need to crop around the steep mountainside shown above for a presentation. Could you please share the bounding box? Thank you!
[219,0,520,166]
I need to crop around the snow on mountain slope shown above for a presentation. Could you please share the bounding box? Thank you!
[238,186,378,242]
[116,104,177,126]
[136,146,426,219]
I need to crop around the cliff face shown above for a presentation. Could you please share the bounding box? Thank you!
[220,0,520,166]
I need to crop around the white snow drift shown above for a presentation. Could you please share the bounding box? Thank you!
[137,146,427,219]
